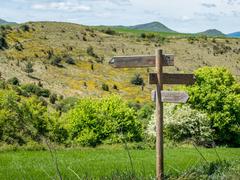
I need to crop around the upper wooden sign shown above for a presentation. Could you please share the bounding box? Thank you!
[149,73,195,85]
[109,54,174,68]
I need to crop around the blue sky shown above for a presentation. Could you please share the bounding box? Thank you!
[0,0,240,33]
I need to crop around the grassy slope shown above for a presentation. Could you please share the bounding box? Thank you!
[0,147,239,179]
[0,22,240,102]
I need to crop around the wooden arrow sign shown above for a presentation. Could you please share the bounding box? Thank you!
[109,54,174,68]
[152,90,189,103]
[149,73,195,85]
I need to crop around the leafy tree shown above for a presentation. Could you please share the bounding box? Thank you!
[188,67,240,146]
[0,90,50,145]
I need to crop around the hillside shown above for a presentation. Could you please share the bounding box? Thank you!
[127,21,176,33]
[0,18,16,25]
[228,32,240,38]
[0,22,240,102]
[199,29,225,36]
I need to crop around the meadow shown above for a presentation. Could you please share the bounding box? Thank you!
[1,22,240,179]
[0,145,239,179]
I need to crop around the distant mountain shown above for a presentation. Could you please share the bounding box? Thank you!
[127,21,176,33]
[0,18,16,25]
[199,29,225,36]
[227,32,240,38]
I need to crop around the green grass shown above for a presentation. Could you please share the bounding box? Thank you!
[0,146,239,179]
[95,26,192,38]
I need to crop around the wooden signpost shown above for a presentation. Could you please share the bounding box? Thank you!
[110,49,195,180]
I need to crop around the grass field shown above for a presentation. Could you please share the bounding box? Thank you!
[0,146,239,179]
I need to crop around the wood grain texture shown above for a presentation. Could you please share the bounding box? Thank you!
[152,90,189,103]
[109,54,174,68]
[149,73,195,85]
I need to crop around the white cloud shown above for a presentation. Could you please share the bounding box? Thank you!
[201,3,216,8]
[32,2,91,12]
[181,16,192,21]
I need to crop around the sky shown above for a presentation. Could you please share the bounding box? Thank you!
[0,0,240,34]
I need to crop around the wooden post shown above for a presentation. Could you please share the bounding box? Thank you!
[156,49,164,180]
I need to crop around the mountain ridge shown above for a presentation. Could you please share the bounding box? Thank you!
[127,21,176,33]
[227,32,240,38]
[0,18,16,25]
[198,29,225,36]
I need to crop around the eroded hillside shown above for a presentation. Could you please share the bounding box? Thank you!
[0,22,239,102]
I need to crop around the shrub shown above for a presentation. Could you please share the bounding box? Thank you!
[147,104,213,146]
[101,28,116,35]
[188,67,240,146]
[140,33,146,38]
[87,46,98,59]
[14,42,24,51]
[50,93,57,104]
[113,84,118,90]
[24,61,34,74]
[137,103,154,128]
[51,56,62,66]
[0,36,8,50]
[21,84,50,97]
[0,80,6,89]
[56,97,79,113]
[0,90,50,145]
[131,74,144,86]
[7,77,20,86]
[63,96,143,146]
[20,24,30,32]
[102,83,109,91]
[65,56,75,65]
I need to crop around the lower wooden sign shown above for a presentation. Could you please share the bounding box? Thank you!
[152,90,189,103]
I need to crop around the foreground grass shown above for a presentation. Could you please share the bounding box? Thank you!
[0,146,239,179]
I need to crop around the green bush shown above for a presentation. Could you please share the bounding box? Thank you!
[50,93,57,104]
[55,97,78,113]
[102,83,109,91]
[87,46,98,59]
[131,74,144,86]
[188,67,240,146]
[24,61,34,74]
[19,24,30,32]
[63,96,143,147]
[0,36,8,50]
[147,104,213,146]
[14,42,24,51]
[101,28,116,35]
[7,77,20,86]
[21,84,50,97]
[51,56,62,66]
[0,90,50,145]
[65,56,75,65]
